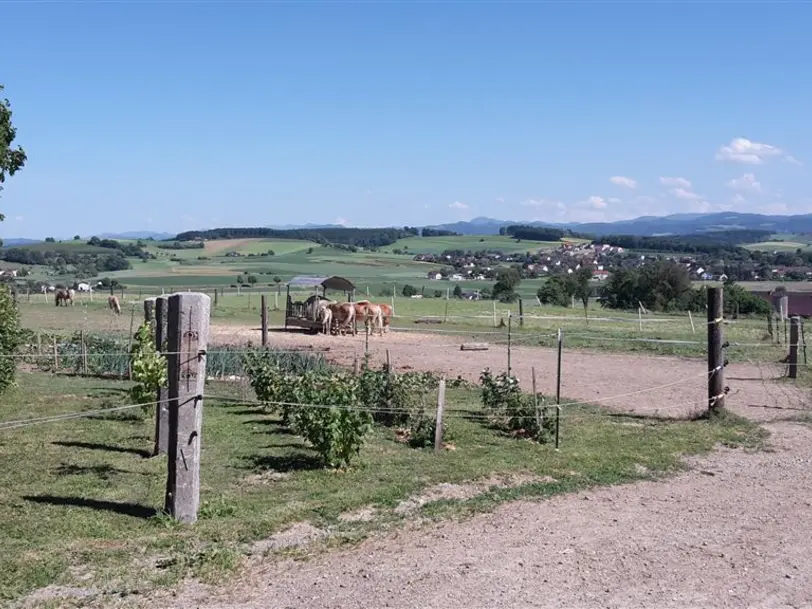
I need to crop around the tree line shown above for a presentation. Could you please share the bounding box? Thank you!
[499,225,585,241]
[174,226,423,248]
[598,230,773,254]
[535,260,771,317]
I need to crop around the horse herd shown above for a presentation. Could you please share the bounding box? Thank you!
[52,288,122,315]
[312,297,392,337]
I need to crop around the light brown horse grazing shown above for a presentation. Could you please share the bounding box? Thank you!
[54,288,73,307]
[107,295,121,315]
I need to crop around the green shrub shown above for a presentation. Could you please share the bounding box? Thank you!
[244,360,372,468]
[0,284,22,394]
[479,368,553,442]
[129,322,167,414]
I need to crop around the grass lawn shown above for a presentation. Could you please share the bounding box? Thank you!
[0,372,766,603]
[382,235,582,255]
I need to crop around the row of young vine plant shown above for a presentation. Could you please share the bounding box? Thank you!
[241,350,451,468]
[240,349,557,469]
[51,322,556,470]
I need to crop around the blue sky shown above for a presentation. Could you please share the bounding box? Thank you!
[1,1,810,238]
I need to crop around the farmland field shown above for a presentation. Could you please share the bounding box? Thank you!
[382,234,586,255]
[744,233,812,252]
[4,236,812,607]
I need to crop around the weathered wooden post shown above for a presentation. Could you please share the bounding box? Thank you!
[434,377,446,453]
[507,312,512,376]
[213,289,219,308]
[707,287,725,413]
[789,316,800,379]
[144,297,156,326]
[261,294,268,346]
[555,328,562,449]
[518,298,524,327]
[164,292,210,524]
[152,296,170,456]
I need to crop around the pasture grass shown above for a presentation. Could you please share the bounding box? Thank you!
[379,235,583,255]
[0,372,766,604]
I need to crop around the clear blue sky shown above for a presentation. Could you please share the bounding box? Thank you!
[2,1,810,238]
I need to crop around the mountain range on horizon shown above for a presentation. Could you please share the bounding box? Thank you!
[2,212,812,245]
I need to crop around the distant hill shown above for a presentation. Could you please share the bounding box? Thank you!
[98,231,175,240]
[424,213,812,237]
[0,238,41,247]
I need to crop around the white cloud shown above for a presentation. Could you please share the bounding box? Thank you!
[715,137,788,165]
[725,173,762,192]
[670,188,703,201]
[333,217,350,226]
[495,196,505,203]
[659,176,691,188]
[449,201,469,210]
[608,197,622,204]
[14,215,23,221]
[609,176,637,189]
[731,193,747,205]
[584,195,607,209]
[785,155,804,167]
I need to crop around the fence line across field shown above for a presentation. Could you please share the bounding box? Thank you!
[0,367,721,434]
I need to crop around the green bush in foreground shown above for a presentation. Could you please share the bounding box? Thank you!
[0,284,22,394]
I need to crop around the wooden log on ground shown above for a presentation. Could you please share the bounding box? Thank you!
[460,343,489,351]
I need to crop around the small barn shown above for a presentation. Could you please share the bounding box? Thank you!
[285,275,356,331]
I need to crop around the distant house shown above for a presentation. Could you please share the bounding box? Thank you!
[752,289,812,318]
[427,271,442,280]
[461,290,481,300]
[592,270,610,281]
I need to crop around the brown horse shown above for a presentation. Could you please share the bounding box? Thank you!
[108,295,121,315]
[54,288,73,307]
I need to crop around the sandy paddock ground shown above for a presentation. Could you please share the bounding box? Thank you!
[137,323,812,609]
[209,324,807,421]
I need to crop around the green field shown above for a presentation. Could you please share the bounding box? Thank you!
[744,233,812,252]
[0,371,765,602]
[381,235,583,255]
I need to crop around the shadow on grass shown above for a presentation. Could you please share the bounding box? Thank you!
[242,452,323,473]
[53,463,145,480]
[23,495,158,519]
[52,441,152,459]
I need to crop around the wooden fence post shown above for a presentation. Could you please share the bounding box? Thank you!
[144,297,156,326]
[261,295,268,347]
[707,287,725,413]
[507,313,512,376]
[152,296,170,456]
[444,288,449,323]
[214,290,219,308]
[164,292,210,524]
[518,298,524,327]
[555,328,562,449]
[789,316,800,379]
[434,377,446,453]
[80,330,88,376]
[127,305,136,380]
